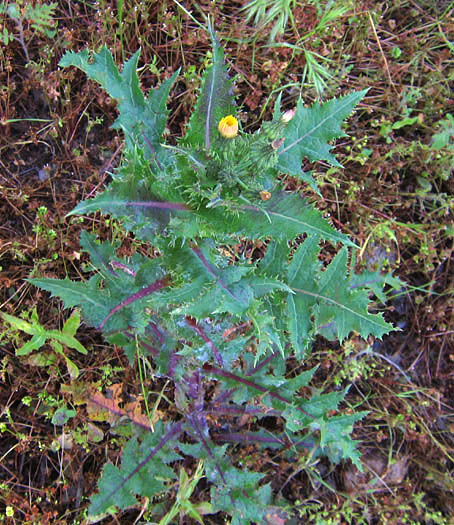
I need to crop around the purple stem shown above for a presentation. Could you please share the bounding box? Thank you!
[213,432,313,450]
[246,351,278,376]
[213,432,285,445]
[190,244,240,302]
[205,404,281,417]
[203,364,315,420]
[150,321,166,344]
[168,348,181,378]
[123,331,159,357]
[212,388,236,405]
[127,200,189,210]
[100,421,183,507]
[110,261,137,277]
[187,414,229,489]
[185,316,224,367]
[99,277,170,330]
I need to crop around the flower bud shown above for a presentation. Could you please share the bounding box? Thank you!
[282,109,296,123]
[260,190,272,201]
[218,115,238,139]
[271,138,284,150]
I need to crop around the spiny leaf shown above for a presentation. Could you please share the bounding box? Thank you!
[349,268,403,304]
[182,24,236,149]
[285,240,394,347]
[66,178,189,242]
[80,230,119,277]
[88,422,182,517]
[277,90,368,175]
[99,277,170,330]
[28,277,109,313]
[67,186,189,218]
[314,247,393,340]
[319,411,369,469]
[286,235,321,357]
[59,46,178,162]
[260,240,290,276]
[200,192,355,246]
[28,276,117,331]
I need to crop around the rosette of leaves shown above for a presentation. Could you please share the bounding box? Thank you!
[29,24,401,525]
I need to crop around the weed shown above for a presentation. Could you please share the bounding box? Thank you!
[1,308,87,379]
[0,0,57,61]
[244,0,352,96]
[24,24,402,524]
[158,460,212,524]
[241,0,297,42]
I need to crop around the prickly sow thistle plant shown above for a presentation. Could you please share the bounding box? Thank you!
[30,27,401,524]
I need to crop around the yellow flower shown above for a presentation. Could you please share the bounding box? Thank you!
[218,115,238,139]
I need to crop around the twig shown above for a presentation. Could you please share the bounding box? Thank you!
[368,11,398,94]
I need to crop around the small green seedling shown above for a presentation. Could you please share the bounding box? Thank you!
[159,460,212,525]
[1,309,87,379]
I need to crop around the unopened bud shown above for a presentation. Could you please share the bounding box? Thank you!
[282,109,296,123]
[271,138,284,150]
[260,190,272,201]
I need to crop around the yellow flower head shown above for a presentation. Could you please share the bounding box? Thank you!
[218,115,238,139]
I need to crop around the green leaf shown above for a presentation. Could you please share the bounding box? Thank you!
[279,366,318,398]
[260,240,290,276]
[349,269,403,304]
[88,422,181,517]
[319,411,369,469]
[51,406,76,426]
[62,309,81,337]
[46,331,88,355]
[285,239,394,348]
[63,354,80,379]
[314,247,393,341]
[28,276,108,313]
[28,276,121,332]
[79,230,119,276]
[59,46,178,162]
[1,312,43,336]
[211,474,270,525]
[277,90,368,175]
[202,193,355,246]
[286,235,322,357]
[66,179,187,243]
[182,24,236,149]
[431,114,454,150]
[16,334,47,356]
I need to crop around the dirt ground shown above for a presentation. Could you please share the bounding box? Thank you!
[0,1,453,523]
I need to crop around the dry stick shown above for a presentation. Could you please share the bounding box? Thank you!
[368,11,399,95]
[86,142,124,199]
